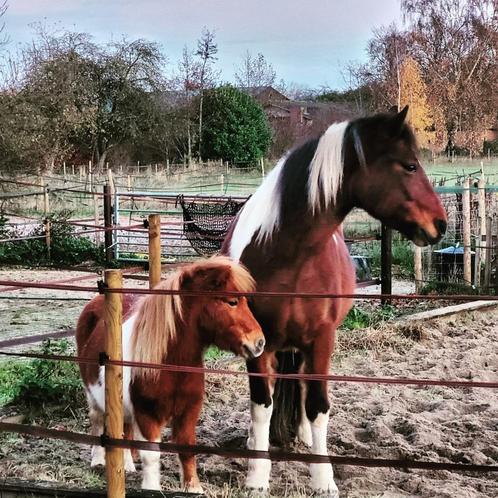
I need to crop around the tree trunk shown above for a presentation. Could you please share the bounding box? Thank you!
[98,149,108,173]
[198,91,203,160]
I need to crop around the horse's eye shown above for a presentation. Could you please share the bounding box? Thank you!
[227,299,238,307]
[403,163,417,172]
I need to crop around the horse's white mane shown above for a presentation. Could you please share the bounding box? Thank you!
[229,155,286,261]
[229,121,348,261]
[308,121,349,214]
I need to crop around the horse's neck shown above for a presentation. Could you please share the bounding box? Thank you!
[270,206,347,258]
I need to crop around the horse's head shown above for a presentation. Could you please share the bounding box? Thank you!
[345,106,447,246]
[184,257,265,359]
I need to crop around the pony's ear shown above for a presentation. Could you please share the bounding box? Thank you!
[183,265,231,291]
[387,105,409,137]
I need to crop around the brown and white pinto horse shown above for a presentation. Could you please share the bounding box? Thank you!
[221,106,447,496]
[76,256,265,493]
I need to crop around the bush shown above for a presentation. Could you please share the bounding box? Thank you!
[0,339,83,408]
[201,85,272,164]
[0,211,103,266]
[358,238,414,278]
[420,281,479,295]
[483,139,498,155]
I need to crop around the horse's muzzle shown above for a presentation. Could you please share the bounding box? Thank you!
[242,337,265,359]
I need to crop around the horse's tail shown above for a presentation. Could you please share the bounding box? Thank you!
[269,350,304,446]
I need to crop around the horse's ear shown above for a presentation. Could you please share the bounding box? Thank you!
[387,105,409,137]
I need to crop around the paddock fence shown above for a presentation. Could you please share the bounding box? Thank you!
[1,214,498,497]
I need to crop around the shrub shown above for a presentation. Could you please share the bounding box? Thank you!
[0,339,83,408]
[201,85,272,164]
[483,139,498,155]
[0,211,103,266]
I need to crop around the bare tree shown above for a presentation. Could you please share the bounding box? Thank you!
[195,27,218,159]
[401,0,498,151]
[172,45,201,162]
[234,51,277,88]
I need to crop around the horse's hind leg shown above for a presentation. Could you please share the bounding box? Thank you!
[87,395,105,468]
[297,374,312,447]
[171,399,203,494]
[123,422,136,473]
[304,331,339,497]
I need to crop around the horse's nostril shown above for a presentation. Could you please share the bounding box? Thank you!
[256,338,265,350]
[436,218,447,235]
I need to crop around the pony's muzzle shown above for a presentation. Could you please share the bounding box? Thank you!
[242,336,265,359]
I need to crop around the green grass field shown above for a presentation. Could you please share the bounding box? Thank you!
[1,156,497,219]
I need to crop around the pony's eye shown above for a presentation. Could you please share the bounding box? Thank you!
[227,299,238,307]
[402,163,417,172]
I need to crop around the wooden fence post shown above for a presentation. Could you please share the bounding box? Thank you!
[462,177,472,284]
[104,184,114,263]
[148,214,161,289]
[93,186,101,247]
[381,225,392,305]
[41,178,50,216]
[484,214,492,291]
[474,175,486,288]
[103,269,125,498]
[220,174,225,194]
[44,218,51,260]
[414,245,422,293]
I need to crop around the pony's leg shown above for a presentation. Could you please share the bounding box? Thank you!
[304,334,339,497]
[171,399,203,494]
[86,392,106,468]
[245,351,275,492]
[134,415,162,490]
[123,422,136,473]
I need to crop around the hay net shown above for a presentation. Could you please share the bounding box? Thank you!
[177,195,246,256]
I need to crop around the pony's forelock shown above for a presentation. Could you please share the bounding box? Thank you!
[308,121,349,214]
[130,256,254,382]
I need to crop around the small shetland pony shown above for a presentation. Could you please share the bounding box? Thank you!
[76,256,265,492]
[221,106,447,496]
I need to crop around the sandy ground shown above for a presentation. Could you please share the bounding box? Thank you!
[0,269,497,497]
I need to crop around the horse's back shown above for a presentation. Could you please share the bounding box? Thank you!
[77,294,137,386]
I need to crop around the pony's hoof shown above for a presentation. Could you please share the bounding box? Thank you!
[185,485,204,494]
[90,456,106,468]
[244,488,269,498]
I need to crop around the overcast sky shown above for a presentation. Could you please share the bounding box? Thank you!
[5,0,403,90]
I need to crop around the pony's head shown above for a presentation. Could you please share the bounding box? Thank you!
[344,106,447,246]
[131,256,264,381]
[181,256,265,359]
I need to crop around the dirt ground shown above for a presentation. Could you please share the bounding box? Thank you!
[0,268,497,497]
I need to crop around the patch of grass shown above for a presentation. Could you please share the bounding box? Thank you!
[340,305,398,331]
[0,339,84,410]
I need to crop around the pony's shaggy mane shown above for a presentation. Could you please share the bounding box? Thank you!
[131,255,255,381]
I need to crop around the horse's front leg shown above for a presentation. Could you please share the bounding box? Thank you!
[245,351,276,492]
[304,331,339,497]
[171,398,203,494]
